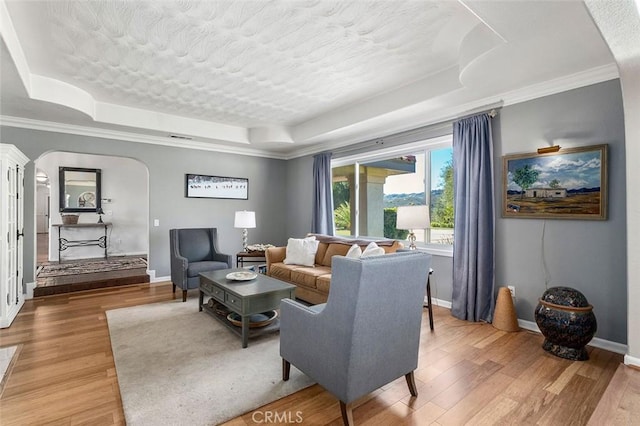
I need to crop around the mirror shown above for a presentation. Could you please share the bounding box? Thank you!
[59,167,102,213]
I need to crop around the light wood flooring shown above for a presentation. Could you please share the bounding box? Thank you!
[0,282,638,425]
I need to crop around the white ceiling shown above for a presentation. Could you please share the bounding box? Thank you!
[0,0,621,158]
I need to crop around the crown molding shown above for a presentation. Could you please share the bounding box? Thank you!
[0,116,287,160]
[500,63,619,107]
[285,63,620,159]
[1,63,620,161]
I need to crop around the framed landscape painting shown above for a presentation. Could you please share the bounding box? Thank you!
[502,144,607,220]
[185,174,248,199]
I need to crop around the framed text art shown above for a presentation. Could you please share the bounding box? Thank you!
[185,174,249,200]
[502,144,607,220]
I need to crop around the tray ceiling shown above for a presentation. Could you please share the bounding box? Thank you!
[0,0,618,157]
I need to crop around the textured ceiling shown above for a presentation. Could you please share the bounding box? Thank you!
[0,0,622,157]
[10,0,472,127]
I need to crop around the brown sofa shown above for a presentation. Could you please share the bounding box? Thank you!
[265,234,403,304]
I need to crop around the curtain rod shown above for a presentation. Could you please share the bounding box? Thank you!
[331,102,502,156]
[455,102,502,121]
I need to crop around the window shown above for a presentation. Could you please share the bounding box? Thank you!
[332,136,454,247]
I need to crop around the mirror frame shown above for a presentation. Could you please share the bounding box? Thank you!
[59,167,102,213]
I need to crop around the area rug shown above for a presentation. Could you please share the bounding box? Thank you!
[106,298,314,426]
[37,257,147,278]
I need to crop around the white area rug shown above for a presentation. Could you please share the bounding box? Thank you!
[0,345,19,396]
[106,298,314,426]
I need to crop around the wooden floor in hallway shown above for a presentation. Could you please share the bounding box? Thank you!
[0,282,638,425]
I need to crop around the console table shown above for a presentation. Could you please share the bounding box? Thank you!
[52,222,111,263]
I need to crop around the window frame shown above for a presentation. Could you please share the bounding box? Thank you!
[331,135,454,257]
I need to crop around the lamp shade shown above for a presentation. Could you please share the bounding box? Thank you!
[396,205,430,230]
[234,210,256,228]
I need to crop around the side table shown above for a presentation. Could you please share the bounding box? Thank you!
[236,251,266,268]
[424,268,434,330]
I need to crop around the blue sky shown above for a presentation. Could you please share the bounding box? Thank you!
[506,150,602,191]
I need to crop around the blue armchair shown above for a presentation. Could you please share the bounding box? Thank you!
[280,251,432,425]
[169,228,232,302]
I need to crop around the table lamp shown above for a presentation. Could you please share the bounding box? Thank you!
[396,205,430,250]
[234,210,256,252]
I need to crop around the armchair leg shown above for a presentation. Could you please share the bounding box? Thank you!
[405,371,418,397]
[340,401,354,426]
[282,359,291,381]
[172,283,176,294]
[182,290,187,302]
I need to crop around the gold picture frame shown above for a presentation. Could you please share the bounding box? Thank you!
[502,144,607,220]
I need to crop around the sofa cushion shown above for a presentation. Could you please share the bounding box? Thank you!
[291,266,332,289]
[321,243,352,266]
[361,242,386,257]
[187,261,229,277]
[270,263,302,282]
[315,242,329,266]
[316,274,332,293]
[346,244,362,259]
[284,237,319,266]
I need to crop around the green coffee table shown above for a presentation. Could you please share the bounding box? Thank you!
[199,269,296,348]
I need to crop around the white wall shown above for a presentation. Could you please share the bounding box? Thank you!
[585,0,640,367]
[36,152,148,261]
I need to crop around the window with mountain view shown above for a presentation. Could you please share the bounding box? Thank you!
[332,140,454,246]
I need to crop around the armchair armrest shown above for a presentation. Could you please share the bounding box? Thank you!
[280,299,328,359]
[266,247,286,274]
[170,253,188,285]
[213,252,233,268]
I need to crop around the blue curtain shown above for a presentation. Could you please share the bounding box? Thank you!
[451,114,495,322]
[312,152,334,235]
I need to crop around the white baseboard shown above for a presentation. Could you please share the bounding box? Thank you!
[429,297,452,309]
[624,354,640,367]
[151,275,171,284]
[24,281,36,300]
[518,319,628,355]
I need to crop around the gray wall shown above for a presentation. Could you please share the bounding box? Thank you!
[494,79,627,344]
[284,79,626,343]
[3,80,626,343]
[284,155,314,240]
[1,127,288,282]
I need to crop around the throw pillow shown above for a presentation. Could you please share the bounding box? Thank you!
[361,241,385,257]
[284,237,319,266]
[345,244,362,259]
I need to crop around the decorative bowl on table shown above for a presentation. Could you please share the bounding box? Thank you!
[226,311,278,328]
[226,271,257,281]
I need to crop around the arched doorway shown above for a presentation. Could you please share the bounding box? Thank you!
[34,152,150,295]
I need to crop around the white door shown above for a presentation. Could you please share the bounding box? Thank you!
[6,162,20,309]
[36,185,50,233]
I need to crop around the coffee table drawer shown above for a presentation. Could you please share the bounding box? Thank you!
[210,285,225,303]
[200,280,214,294]
[225,292,243,310]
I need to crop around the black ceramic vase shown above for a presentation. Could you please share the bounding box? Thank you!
[534,287,597,361]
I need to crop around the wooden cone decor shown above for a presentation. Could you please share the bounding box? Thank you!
[493,287,520,332]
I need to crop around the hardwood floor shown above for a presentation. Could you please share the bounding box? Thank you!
[0,283,637,425]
